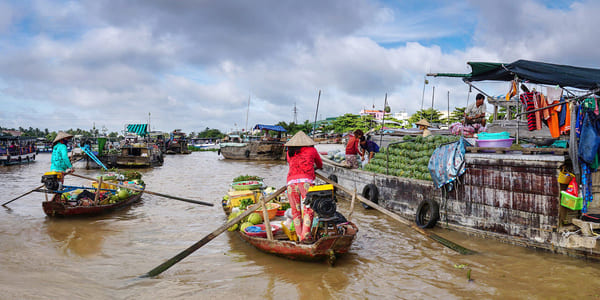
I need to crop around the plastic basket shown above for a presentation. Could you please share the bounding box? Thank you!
[560,191,583,210]
[476,138,514,148]
[244,224,281,237]
[477,132,510,140]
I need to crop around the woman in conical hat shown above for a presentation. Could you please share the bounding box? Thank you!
[415,119,432,137]
[284,131,322,243]
[50,131,74,173]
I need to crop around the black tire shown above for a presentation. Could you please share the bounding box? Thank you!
[328,174,338,183]
[361,184,378,209]
[244,150,250,158]
[415,199,439,228]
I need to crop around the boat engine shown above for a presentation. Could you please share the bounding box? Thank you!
[304,184,336,218]
[41,171,63,191]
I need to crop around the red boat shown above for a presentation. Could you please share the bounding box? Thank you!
[236,222,358,265]
[42,190,143,218]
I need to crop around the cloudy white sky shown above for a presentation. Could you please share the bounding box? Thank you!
[0,0,597,134]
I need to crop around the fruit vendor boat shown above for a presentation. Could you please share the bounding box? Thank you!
[222,182,358,265]
[320,59,600,261]
[39,172,145,218]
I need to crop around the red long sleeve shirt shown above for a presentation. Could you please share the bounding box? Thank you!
[286,146,323,182]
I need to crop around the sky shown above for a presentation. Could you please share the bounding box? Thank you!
[0,0,598,134]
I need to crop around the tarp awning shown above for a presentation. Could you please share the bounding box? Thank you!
[429,60,600,90]
[126,124,148,136]
[253,124,287,132]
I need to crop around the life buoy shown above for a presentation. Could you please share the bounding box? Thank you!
[244,150,250,158]
[415,199,439,228]
[361,184,378,209]
[328,174,338,183]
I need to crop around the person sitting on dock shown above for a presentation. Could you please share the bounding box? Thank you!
[50,131,74,174]
[464,93,487,126]
[345,129,364,169]
[285,131,323,243]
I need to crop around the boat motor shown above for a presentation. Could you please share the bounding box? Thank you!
[41,171,63,191]
[304,184,337,218]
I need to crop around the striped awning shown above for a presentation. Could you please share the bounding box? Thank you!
[126,124,148,136]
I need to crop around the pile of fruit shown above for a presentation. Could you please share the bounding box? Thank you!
[364,135,460,181]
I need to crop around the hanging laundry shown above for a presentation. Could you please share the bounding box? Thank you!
[533,92,542,130]
[546,86,563,102]
[506,80,517,101]
[520,92,536,131]
[559,101,571,135]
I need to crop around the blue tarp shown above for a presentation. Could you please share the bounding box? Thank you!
[428,137,471,189]
[126,124,148,136]
[253,124,287,132]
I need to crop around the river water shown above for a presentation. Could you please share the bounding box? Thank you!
[1,149,600,299]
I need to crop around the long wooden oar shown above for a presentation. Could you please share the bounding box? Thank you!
[141,185,287,278]
[68,173,213,207]
[2,185,45,207]
[316,172,475,255]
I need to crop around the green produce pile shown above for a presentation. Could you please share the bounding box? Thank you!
[232,174,263,183]
[364,135,460,181]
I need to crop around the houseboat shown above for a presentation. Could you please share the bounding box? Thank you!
[322,60,600,261]
[219,124,287,160]
[0,136,37,166]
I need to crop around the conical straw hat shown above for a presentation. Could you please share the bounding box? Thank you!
[53,131,74,144]
[284,131,315,147]
[415,119,430,127]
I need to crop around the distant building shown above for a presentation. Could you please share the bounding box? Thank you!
[1,130,22,136]
[359,109,386,120]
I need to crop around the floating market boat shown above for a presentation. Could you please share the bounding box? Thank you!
[40,172,145,217]
[219,124,287,160]
[321,60,600,261]
[222,179,358,264]
[0,136,37,166]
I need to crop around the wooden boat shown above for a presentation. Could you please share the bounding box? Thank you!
[42,183,144,217]
[219,125,287,160]
[165,130,191,154]
[43,191,143,217]
[237,221,358,264]
[222,192,358,264]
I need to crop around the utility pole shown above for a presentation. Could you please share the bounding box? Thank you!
[293,103,298,124]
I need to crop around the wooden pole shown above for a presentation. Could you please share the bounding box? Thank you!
[260,193,273,240]
[316,172,475,255]
[93,177,103,205]
[141,185,286,278]
[348,188,356,221]
[68,173,213,206]
[2,185,45,207]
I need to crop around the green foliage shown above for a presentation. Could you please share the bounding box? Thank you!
[197,127,225,139]
[408,108,443,126]
[325,113,374,134]
[275,120,313,136]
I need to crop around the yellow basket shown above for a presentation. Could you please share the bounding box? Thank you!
[558,169,574,184]
[92,181,117,190]
[227,190,257,207]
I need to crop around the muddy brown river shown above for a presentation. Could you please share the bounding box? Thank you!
[1,148,600,299]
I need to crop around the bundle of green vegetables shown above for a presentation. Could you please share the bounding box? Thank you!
[364,135,460,181]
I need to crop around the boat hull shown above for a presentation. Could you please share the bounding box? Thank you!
[0,152,36,166]
[42,192,143,217]
[237,223,357,262]
[321,153,600,261]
